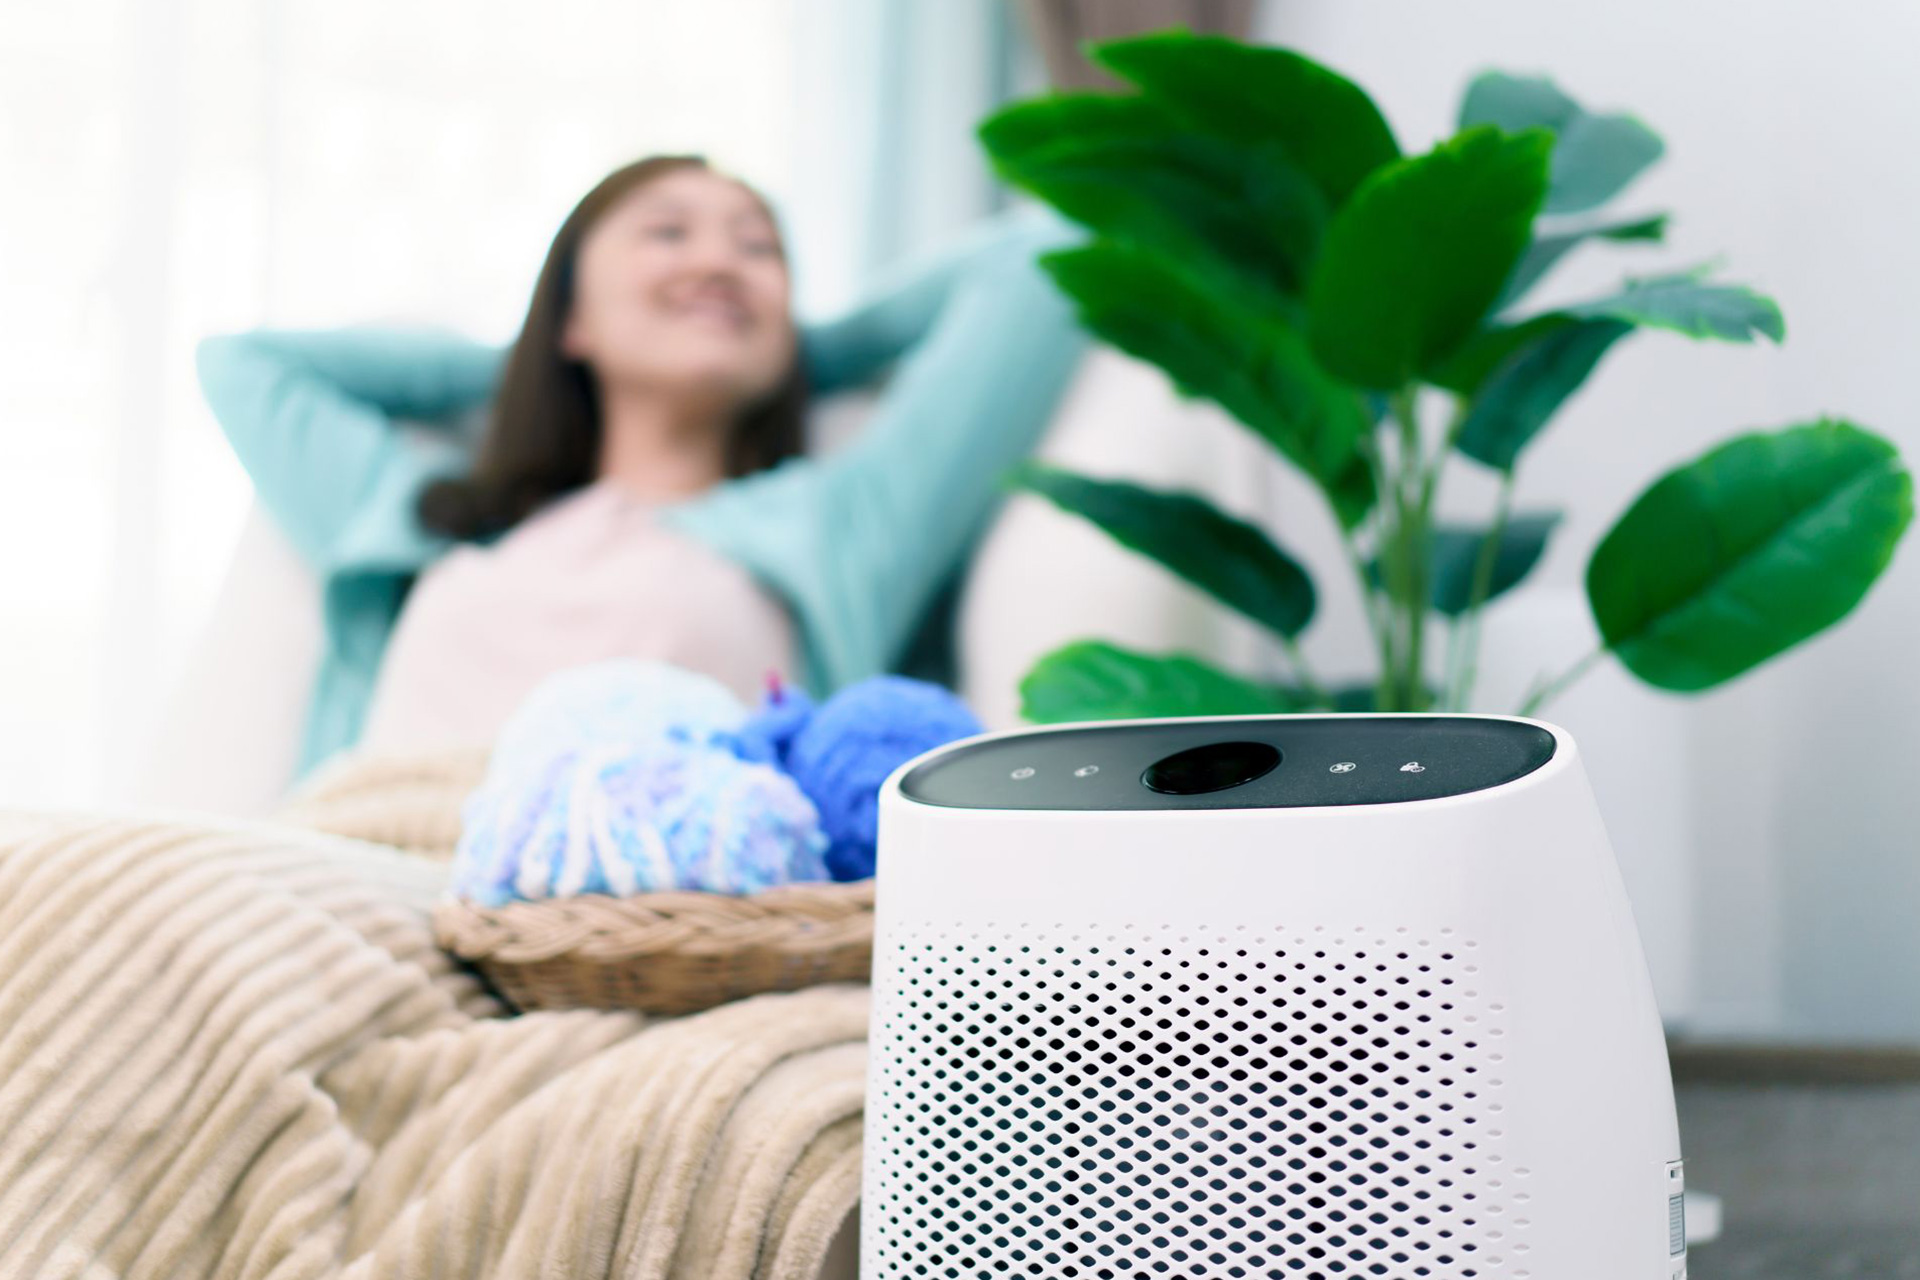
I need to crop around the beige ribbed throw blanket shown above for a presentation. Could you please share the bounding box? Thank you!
[0,758,869,1279]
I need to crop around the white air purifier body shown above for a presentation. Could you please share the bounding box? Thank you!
[863,713,1685,1279]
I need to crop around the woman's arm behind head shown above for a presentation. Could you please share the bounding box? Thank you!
[798,203,1080,396]
[195,327,502,571]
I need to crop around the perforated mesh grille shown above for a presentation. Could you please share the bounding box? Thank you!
[867,923,1521,1278]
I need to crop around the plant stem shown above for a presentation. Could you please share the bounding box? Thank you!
[1517,646,1606,717]
[1420,398,1483,708]
[1340,533,1392,696]
[1440,617,1465,711]
[1421,398,1470,512]
[1450,468,1516,710]
[1279,636,1331,707]
[1352,429,1398,711]
[1388,388,1430,710]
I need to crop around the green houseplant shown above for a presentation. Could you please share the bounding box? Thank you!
[978,30,1913,722]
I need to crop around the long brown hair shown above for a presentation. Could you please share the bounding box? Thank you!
[419,155,809,540]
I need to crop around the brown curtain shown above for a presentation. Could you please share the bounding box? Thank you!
[1012,0,1260,90]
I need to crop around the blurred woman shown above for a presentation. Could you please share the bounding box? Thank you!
[197,155,1086,772]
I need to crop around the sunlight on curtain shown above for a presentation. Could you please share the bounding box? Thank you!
[0,0,797,806]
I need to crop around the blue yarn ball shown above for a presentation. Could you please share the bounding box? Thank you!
[778,676,983,881]
[733,685,818,771]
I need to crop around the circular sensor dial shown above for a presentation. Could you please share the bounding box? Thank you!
[1141,740,1281,795]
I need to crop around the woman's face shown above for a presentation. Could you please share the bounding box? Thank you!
[561,167,795,409]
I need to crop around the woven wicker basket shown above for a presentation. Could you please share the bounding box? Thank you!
[432,878,876,1016]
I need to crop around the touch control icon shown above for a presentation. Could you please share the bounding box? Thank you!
[1400,761,1426,773]
[1074,765,1100,777]
[1010,766,1035,780]
[1329,762,1357,774]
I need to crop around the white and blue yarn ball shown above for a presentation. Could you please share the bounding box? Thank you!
[484,657,753,779]
[450,659,829,907]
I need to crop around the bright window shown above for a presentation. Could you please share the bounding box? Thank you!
[0,0,799,805]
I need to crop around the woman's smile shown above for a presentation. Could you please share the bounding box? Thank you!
[668,292,751,330]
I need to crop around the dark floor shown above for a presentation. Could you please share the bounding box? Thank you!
[1693,1228,1920,1278]
[1677,1075,1920,1278]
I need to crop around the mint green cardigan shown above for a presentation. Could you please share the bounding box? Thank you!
[195,206,1089,776]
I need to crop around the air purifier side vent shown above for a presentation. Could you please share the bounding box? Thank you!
[868,923,1517,1278]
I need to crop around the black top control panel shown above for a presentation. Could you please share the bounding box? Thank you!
[898,716,1557,811]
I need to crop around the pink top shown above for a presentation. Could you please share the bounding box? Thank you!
[358,479,798,754]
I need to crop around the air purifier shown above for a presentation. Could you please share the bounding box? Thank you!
[862,713,1685,1279]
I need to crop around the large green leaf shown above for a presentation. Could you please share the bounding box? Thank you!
[978,93,1325,301]
[1429,513,1562,615]
[1014,464,1317,638]
[1424,313,1571,395]
[1091,31,1399,209]
[1499,212,1667,309]
[1587,420,1913,691]
[1364,513,1561,615]
[1459,71,1664,214]
[1450,272,1785,471]
[1042,240,1374,526]
[1448,263,1772,398]
[1020,640,1305,724]
[1307,125,1553,389]
[1460,72,1580,132]
[1570,272,1786,342]
[1456,318,1634,470]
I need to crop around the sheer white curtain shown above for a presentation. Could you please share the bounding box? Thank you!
[0,0,1016,809]
[787,0,1031,316]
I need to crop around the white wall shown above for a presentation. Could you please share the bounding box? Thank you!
[1256,0,1920,1042]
